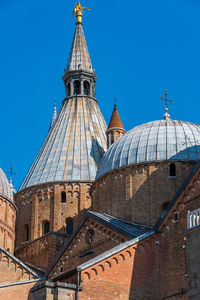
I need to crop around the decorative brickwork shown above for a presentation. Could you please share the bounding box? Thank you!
[92,161,196,226]
[49,217,128,279]
[15,182,92,269]
[0,194,16,254]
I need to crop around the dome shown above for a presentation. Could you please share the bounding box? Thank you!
[96,119,200,179]
[0,169,13,200]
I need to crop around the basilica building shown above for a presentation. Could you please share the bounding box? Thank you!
[0,3,200,299]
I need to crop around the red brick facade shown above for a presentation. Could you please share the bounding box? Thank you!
[92,161,195,226]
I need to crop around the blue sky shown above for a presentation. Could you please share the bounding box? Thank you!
[0,0,200,189]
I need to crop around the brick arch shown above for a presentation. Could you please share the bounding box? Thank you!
[98,264,105,272]
[105,261,112,269]
[125,250,132,258]
[119,254,125,261]
[83,272,90,280]
[112,257,118,264]
[91,268,98,276]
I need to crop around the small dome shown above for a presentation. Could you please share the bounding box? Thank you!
[97,119,200,179]
[0,169,13,200]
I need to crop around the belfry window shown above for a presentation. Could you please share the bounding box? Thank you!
[43,221,50,235]
[66,218,73,236]
[24,224,29,241]
[170,163,176,177]
[67,83,71,96]
[61,191,66,203]
[84,81,90,96]
[73,80,81,95]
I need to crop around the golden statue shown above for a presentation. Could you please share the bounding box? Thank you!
[72,2,90,23]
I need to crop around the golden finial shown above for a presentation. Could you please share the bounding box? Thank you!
[72,2,90,23]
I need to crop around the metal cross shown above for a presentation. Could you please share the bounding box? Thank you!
[6,165,17,184]
[160,88,173,109]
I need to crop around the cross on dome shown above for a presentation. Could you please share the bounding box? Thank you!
[160,88,173,120]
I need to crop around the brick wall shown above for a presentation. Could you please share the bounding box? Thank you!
[0,195,16,254]
[158,168,200,299]
[15,182,92,269]
[92,162,195,226]
[50,218,128,278]
[0,282,36,300]
[62,236,158,300]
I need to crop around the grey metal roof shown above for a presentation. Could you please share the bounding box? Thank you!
[97,119,200,179]
[19,97,107,190]
[77,230,155,271]
[89,212,152,238]
[0,168,13,200]
[66,23,93,73]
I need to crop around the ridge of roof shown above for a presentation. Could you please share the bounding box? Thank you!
[77,229,155,271]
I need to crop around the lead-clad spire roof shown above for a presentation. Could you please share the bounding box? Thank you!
[20,97,107,190]
[66,23,93,73]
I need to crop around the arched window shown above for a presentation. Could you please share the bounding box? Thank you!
[170,163,176,177]
[61,192,66,203]
[73,80,80,95]
[66,218,73,236]
[84,81,90,96]
[24,224,29,241]
[67,83,71,96]
[43,221,50,235]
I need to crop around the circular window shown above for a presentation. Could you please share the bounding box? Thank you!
[86,229,94,244]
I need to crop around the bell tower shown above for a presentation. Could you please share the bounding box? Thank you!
[15,3,107,270]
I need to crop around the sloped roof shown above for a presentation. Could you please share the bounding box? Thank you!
[97,119,200,179]
[107,104,124,130]
[47,211,152,276]
[0,169,13,200]
[66,23,93,73]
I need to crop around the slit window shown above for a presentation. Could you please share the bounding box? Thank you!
[43,221,50,235]
[67,83,71,96]
[24,224,29,241]
[61,192,66,203]
[170,163,176,177]
[66,219,73,236]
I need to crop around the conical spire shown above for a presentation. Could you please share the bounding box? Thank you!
[49,99,57,130]
[107,104,124,130]
[66,23,93,73]
[106,104,126,149]
[19,15,107,191]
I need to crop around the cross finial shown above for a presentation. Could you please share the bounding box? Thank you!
[6,164,17,184]
[114,98,117,108]
[160,89,173,120]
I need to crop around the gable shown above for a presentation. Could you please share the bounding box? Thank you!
[0,247,40,285]
[48,216,130,278]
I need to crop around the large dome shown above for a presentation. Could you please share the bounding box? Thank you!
[96,119,200,179]
[0,169,13,200]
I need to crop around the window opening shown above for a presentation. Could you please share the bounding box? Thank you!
[66,219,73,235]
[84,81,90,96]
[43,221,50,235]
[24,224,29,241]
[61,192,66,203]
[170,163,176,177]
[67,83,71,96]
[73,80,80,95]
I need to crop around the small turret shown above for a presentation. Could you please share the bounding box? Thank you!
[106,104,126,148]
